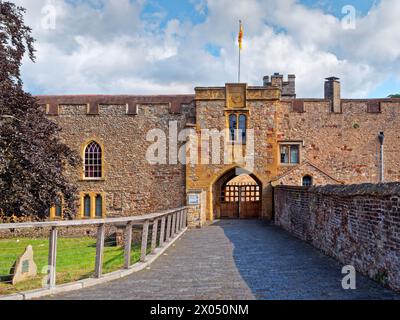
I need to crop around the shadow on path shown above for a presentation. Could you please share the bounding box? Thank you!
[214,219,399,300]
[47,219,399,300]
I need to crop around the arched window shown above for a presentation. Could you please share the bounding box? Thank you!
[229,114,237,142]
[302,175,313,187]
[95,194,103,217]
[84,141,102,179]
[55,203,62,218]
[84,194,91,217]
[239,114,247,143]
[81,193,106,219]
[48,196,63,220]
[228,113,247,144]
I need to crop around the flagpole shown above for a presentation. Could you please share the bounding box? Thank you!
[238,20,242,83]
[238,44,241,83]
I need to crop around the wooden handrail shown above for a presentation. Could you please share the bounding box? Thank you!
[0,207,189,230]
[0,206,189,296]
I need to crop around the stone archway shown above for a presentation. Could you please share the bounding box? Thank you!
[212,167,263,220]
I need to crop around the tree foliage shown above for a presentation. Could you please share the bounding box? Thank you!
[389,94,400,98]
[0,1,79,220]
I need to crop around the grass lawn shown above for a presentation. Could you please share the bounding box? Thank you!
[0,237,143,296]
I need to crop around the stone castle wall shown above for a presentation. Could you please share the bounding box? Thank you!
[274,183,400,291]
[187,84,400,222]
[36,80,400,223]
[187,97,279,220]
[275,99,400,185]
[40,97,195,218]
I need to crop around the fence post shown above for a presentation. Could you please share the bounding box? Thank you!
[176,211,180,233]
[175,211,179,234]
[151,219,159,253]
[182,209,186,229]
[141,220,150,262]
[48,227,58,288]
[160,216,166,247]
[166,214,172,242]
[172,212,177,236]
[181,209,185,229]
[94,223,105,278]
[180,210,184,230]
[183,209,188,228]
[124,221,133,269]
[177,210,182,232]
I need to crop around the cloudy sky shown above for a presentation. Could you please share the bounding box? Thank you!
[11,0,400,98]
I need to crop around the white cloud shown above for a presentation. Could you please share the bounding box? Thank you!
[12,0,400,97]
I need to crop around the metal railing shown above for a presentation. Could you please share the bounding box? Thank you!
[0,207,188,297]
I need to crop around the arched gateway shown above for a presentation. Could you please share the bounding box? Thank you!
[212,168,262,219]
[185,82,281,225]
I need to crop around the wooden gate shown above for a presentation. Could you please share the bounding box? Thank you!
[220,184,261,219]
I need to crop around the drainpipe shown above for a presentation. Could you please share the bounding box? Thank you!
[378,131,385,183]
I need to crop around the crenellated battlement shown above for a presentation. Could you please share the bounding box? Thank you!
[36,95,195,116]
[37,76,400,118]
[285,98,400,114]
[33,75,400,234]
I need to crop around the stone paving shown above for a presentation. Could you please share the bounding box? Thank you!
[48,220,399,300]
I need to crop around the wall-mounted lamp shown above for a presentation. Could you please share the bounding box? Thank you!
[378,131,385,183]
[378,131,385,145]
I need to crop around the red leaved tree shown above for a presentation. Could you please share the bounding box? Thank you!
[0,1,79,221]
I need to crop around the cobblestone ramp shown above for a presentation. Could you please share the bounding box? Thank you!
[47,220,399,300]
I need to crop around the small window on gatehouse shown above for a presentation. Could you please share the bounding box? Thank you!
[280,144,300,164]
[228,113,247,144]
[302,175,313,186]
[239,114,247,143]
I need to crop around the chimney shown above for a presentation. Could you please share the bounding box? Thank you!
[263,76,270,87]
[325,77,341,113]
[287,74,296,97]
[271,73,283,89]
[263,73,296,97]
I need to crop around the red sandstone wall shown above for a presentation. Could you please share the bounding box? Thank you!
[276,100,400,184]
[274,183,400,291]
[44,101,195,218]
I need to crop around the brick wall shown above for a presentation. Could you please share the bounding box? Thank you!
[274,183,400,291]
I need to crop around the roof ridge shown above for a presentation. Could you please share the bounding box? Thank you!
[271,160,343,184]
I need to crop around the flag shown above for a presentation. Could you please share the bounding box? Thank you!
[238,20,243,50]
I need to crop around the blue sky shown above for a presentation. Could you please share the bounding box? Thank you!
[142,0,380,26]
[300,0,380,16]
[141,0,208,27]
[14,0,400,98]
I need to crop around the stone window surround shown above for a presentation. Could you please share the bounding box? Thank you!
[278,141,303,166]
[84,141,103,180]
[49,196,64,220]
[80,139,106,181]
[79,192,106,219]
[225,110,249,145]
[302,175,313,186]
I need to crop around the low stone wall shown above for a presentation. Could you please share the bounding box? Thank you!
[274,183,400,291]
